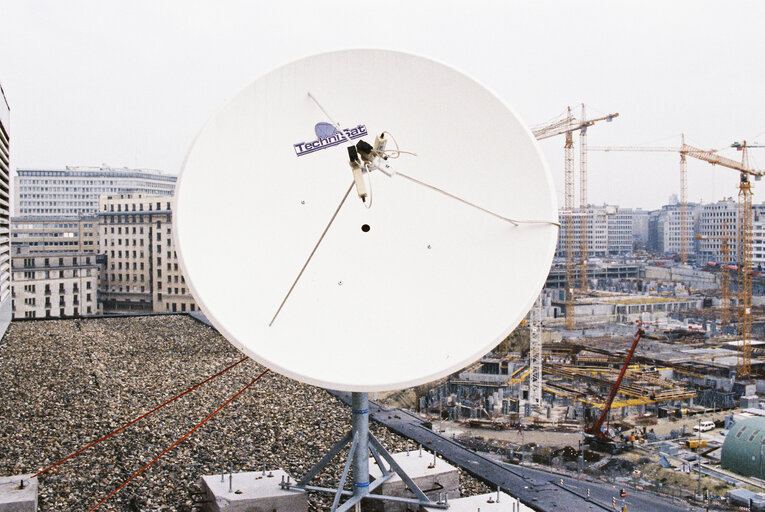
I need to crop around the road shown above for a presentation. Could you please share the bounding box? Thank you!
[329,391,700,512]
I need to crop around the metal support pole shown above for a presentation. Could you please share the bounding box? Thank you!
[697,417,702,498]
[351,392,370,501]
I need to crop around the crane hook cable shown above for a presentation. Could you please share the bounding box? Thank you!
[32,356,250,479]
[89,368,270,512]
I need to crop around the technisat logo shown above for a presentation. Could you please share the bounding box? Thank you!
[293,122,367,157]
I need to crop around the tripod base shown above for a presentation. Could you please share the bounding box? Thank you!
[282,393,447,512]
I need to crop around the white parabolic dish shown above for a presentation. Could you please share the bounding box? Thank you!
[174,49,558,392]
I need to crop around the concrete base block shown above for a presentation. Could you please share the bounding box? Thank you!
[741,395,760,409]
[369,451,460,512]
[200,469,307,512]
[0,474,38,512]
[424,492,532,512]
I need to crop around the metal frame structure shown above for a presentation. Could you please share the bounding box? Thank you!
[585,328,644,441]
[283,393,447,512]
[579,104,589,291]
[532,106,618,331]
[591,138,764,378]
[528,295,543,406]
[564,124,576,330]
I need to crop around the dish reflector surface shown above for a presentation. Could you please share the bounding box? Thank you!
[174,49,558,391]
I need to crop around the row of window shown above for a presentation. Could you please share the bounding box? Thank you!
[14,281,92,294]
[18,269,94,279]
[18,293,92,306]
[12,231,94,238]
[103,201,172,212]
[21,306,93,318]
[22,256,92,267]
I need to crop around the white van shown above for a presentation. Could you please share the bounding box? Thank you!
[693,421,715,432]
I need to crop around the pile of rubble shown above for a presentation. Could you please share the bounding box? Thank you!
[0,316,488,511]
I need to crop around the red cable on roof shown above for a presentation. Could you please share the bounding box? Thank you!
[88,369,269,512]
[33,356,249,479]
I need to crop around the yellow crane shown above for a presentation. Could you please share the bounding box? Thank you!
[591,138,764,377]
[533,107,618,329]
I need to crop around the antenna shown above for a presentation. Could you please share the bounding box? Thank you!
[173,49,558,511]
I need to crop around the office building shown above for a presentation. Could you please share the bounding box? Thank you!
[647,203,697,256]
[98,194,196,314]
[0,84,11,334]
[15,165,176,217]
[11,249,99,319]
[696,199,738,263]
[11,215,98,253]
[606,207,649,255]
[556,208,608,258]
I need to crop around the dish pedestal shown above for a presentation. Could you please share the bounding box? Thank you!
[282,392,447,512]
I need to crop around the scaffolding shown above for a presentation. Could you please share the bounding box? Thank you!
[528,295,543,406]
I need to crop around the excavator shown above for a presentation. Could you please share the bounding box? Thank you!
[584,328,644,454]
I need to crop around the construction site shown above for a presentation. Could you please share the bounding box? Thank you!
[389,108,765,510]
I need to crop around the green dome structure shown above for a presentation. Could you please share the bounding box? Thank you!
[721,417,765,478]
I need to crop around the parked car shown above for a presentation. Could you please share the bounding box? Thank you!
[693,421,715,432]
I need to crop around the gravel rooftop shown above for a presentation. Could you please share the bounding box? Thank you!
[0,315,488,511]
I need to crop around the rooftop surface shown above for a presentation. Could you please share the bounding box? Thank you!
[0,315,486,511]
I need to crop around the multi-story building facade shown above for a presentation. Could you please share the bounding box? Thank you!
[631,209,650,250]
[11,249,99,319]
[98,194,196,314]
[750,205,765,270]
[0,84,11,334]
[696,199,738,263]
[647,203,697,256]
[556,207,609,258]
[14,166,176,217]
[606,207,649,255]
[11,215,98,254]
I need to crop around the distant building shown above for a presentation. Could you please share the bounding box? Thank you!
[631,209,650,249]
[647,203,697,256]
[751,205,765,270]
[556,207,609,258]
[0,84,11,334]
[14,166,176,217]
[557,205,648,257]
[696,198,738,263]
[607,207,649,255]
[98,194,196,314]
[11,249,99,319]
[11,215,98,254]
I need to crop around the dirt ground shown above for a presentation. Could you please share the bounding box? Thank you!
[648,413,729,436]
[436,419,584,448]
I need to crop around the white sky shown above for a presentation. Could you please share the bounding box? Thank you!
[1,0,764,210]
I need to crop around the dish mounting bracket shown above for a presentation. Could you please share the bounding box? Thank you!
[280,392,448,511]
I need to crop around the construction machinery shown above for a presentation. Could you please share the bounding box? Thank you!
[585,328,644,453]
[591,138,764,378]
[533,107,618,329]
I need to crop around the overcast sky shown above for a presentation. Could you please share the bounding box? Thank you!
[1,1,764,210]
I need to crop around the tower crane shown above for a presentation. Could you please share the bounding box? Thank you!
[591,138,764,378]
[532,108,618,329]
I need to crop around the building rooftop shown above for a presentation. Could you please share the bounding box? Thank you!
[0,315,486,510]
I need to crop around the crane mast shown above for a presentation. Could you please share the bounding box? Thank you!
[680,134,688,264]
[738,144,753,377]
[579,104,589,292]
[722,222,731,326]
[528,294,543,406]
[533,107,618,330]
[564,122,576,329]
[591,138,764,379]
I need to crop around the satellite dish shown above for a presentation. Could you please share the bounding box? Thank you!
[174,49,558,392]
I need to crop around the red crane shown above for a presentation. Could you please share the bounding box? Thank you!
[585,328,644,452]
